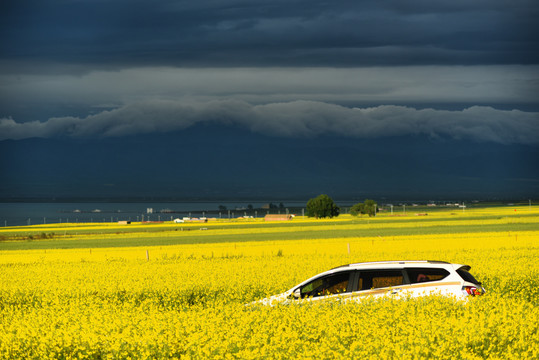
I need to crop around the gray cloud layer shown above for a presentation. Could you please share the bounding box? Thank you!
[2,65,537,123]
[2,100,537,145]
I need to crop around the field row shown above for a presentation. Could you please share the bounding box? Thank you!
[2,206,536,234]
[1,207,538,251]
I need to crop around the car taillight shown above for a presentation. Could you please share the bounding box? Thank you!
[463,286,484,296]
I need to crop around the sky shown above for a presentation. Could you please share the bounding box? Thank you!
[1,0,538,201]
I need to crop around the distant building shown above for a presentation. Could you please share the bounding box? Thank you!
[182,218,208,223]
[264,214,293,221]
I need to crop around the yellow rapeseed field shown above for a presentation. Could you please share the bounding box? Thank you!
[0,206,538,359]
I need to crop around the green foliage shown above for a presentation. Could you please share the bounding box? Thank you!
[351,199,377,217]
[306,194,340,219]
[364,199,377,217]
[350,203,364,216]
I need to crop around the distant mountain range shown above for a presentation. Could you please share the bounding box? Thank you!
[1,124,538,200]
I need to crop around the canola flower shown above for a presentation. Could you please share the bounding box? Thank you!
[0,207,538,359]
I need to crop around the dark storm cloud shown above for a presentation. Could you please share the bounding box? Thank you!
[2,99,538,145]
[1,1,537,201]
[1,0,537,68]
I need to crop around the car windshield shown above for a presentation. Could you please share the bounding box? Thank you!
[300,271,351,298]
[456,268,481,285]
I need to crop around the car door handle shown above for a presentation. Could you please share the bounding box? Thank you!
[390,288,402,294]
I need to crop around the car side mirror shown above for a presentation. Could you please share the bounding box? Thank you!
[293,288,301,299]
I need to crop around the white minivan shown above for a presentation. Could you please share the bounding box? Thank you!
[257,260,485,306]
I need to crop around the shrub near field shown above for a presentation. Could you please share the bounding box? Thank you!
[0,207,538,359]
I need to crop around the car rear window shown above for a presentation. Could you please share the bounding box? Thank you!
[406,268,450,284]
[456,268,481,285]
[357,270,403,290]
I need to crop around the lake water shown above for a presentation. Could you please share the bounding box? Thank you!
[0,200,349,226]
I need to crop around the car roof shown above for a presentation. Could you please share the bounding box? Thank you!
[330,260,461,271]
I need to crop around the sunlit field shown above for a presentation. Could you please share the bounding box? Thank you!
[1,206,538,359]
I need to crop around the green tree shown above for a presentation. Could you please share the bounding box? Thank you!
[350,203,365,216]
[364,199,377,217]
[306,194,340,218]
[350,199,377,217]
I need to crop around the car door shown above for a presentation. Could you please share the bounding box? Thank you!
[348,269,405,301]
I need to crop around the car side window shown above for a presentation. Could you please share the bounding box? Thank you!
[357,270,404,290]
[407,268,450,283]
[300,271,351,298]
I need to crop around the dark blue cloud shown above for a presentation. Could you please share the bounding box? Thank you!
[2,0,537,67]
